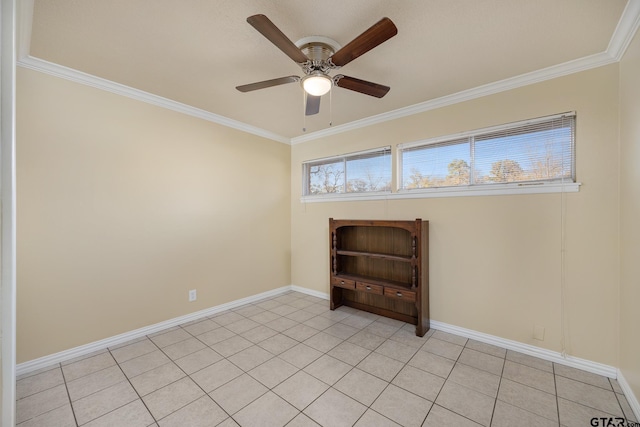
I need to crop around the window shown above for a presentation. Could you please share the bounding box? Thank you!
[399,113,576,190]
[303,147,392,196]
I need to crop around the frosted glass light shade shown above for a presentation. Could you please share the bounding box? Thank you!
[302,74,332,96]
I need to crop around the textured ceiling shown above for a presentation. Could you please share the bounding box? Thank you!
[26,0,629,139]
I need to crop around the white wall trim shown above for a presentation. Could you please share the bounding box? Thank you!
[289,286,620,378]
[429,320,617,378]
[617,369,640,421]
[608,0,640,61]
[16,0,32,60]
[301,191,392,204]
[16,0,640,145]
[15,284,639,415]
[290,285,330,300]
[16,50,616,148]
[1,0,18,424]
[15,286,293,377]
[292,0,640,144]
[16,55,290,146]
[291,53,616,145]
[300,182,581,204]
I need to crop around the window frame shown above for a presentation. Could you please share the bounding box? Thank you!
[397,112,577,192]
[300,113,580,203]
[301,146,392,201]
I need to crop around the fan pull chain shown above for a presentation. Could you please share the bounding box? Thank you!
[302,91,307,132]
[329,88,333,127]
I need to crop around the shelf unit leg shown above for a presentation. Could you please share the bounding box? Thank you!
[330,286,343,310]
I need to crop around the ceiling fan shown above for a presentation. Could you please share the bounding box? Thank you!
[236,14,397,115]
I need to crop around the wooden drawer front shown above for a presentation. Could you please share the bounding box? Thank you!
[332,277,356,289]
[356,282,384,295]
[383,288,416,302]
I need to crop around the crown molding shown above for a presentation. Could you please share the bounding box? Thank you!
[292,0,640,144]
[16,0,640,145]
[17,0,33,60]
[16,1,291,144]
[16,56,291,145]
[291,51,617,144]
[608,0,640,61]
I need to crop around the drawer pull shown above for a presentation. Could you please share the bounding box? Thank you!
[366,286,372,290]
[332,277,355,289]
[396,292,403,297]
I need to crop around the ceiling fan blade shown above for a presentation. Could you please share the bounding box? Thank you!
[305,95,321,115]
[329,17,397,67]
[236,76,300,92]
[246,14,309,64]
[334,75,390,98]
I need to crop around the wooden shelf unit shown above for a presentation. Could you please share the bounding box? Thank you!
[329,218,430,337]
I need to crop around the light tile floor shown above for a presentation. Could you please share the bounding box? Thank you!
[16,291,639,427]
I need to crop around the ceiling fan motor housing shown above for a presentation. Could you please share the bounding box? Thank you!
[300,42,335,61]
[296,36,342,75]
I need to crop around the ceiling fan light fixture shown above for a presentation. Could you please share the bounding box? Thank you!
[302,73,332,96]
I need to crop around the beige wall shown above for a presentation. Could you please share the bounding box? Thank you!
[619,30,640,403]
[16,68,291,362]
[14,55,629,375]
[291,65,620,366]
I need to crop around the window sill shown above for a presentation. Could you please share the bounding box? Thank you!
[301,191,393,203]
[300,182,581,203]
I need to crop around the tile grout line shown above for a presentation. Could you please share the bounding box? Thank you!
[493,352,561,425]
[553,362,562,426]
[14,365,65,401]
[107,347,160,426]
[275,315,400,427]
[488,346,509,427]
[263,305,363,424]
[306,319,398,426]
[236,303,399,425]
[553,368,629,420]
[154,298,324,424]
[98,317,244,425]
[488,354,507,425]
[146,314,282,423]
[15,363,77,426]
[612,382,636,422]
[368,327,434,426]
[19,291,628,427]
[425,334,483,426]
[147,334,238,425]
[230,299,307,425]
[58,363,80,427]
[248,294,338,425]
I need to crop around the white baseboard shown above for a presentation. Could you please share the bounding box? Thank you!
[429,320,617,378]
[16,285,292,377]
[16,284,640,420]
[291,287,620,377]
[291,285,330,300]
[617,369,640,421]
[431,320,640,417]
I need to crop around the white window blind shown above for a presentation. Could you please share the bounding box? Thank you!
[402,138,471,188]
[399,113,575,190]
[303,147,392,196]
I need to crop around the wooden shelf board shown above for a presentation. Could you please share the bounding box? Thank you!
[336,250,413,262]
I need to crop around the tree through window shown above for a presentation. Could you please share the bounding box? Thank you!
[303,147,392,196]
[399,113,575,190]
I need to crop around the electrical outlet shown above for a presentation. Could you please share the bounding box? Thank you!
[188,289,197,302]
